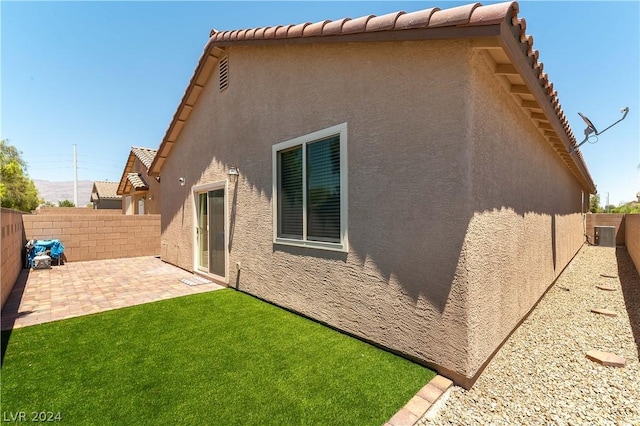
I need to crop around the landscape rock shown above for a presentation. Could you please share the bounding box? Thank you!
[419,246,639,425]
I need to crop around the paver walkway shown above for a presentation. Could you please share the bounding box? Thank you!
[1,256,224,330]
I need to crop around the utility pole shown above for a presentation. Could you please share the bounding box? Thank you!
[73,144,78,207]
[606,192,610,213]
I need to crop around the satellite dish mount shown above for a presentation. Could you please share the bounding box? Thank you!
[570,107,629,154]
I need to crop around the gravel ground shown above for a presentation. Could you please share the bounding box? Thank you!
[419,245,640,425]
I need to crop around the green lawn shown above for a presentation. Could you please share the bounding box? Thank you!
[1,289,434,425]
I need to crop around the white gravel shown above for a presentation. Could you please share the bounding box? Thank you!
[419,245,640,425]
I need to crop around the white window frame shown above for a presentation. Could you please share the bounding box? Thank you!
[272,122,348,252]
[192,180,229,284]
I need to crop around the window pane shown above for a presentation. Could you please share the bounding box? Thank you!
[209,189,225,277]
[278,146,303,238]
[307,136,340,242]
[197,193,208,270]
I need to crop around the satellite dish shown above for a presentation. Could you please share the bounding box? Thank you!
[570,107,629,154]
[578,112,598,136]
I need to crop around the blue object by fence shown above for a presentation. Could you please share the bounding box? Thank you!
[27,239,65,267]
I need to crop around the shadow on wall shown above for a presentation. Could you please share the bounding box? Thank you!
[157,45,585,316]
[616,247,640,357]
[161,139,583,317]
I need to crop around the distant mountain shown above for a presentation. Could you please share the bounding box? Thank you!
[33,179,97,206]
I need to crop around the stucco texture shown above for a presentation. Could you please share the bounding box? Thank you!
[160,40,589,386]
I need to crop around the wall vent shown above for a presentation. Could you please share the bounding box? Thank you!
[219,56,229,91]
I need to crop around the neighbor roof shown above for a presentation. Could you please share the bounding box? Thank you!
[117,147,158,195]
[91,181,121,201]
[126,173,149,191]
[131,147,157,170]
[148,1,595,193]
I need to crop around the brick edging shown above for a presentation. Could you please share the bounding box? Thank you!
[385,375,453,426]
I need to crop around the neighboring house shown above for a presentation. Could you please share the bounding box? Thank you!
[116,147,161,215]
[90,181,122,210]
[148,2,596,388]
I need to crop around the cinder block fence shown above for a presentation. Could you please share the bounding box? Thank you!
[22,213,160,262]
[1,208,25,309]
[585,213,626,246]
[1,208,160,310]
[626,214,640,273]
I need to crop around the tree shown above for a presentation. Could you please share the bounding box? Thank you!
[0,140,41,212]
[589,193,602,213]
[610,202,640,214]
[58,199,75,207]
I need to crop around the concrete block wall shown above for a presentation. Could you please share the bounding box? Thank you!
[625,214,640,274]
[1,208,25,310]
[35,207,117,215]
[585,214,626,246]
[22,213,160,262]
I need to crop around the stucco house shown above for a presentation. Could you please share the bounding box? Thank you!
[90,181,122,210]
[116,147,161,215]
[148,1,595,388]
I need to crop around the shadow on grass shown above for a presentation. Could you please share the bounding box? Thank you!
[616,247,640,357]
[1,268,30,365]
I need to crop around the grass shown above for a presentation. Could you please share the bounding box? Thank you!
[1,289,435,425]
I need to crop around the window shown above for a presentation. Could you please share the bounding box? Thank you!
[273,123,348,252]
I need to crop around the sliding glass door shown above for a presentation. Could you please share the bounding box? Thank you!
[196,186,226,278]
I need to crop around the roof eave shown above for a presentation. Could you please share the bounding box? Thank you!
[117,152,137,195]
[494,20,595,193]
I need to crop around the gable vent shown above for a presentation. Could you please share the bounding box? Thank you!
[219,56,229,91]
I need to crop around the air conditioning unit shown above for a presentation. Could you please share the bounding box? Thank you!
[594,226,616,247]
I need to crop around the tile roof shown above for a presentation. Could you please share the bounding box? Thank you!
[131,147,157,170]
[126,173,149,191]
[92,181,121,200]
[117,146,157,195]
[149,1,595,193]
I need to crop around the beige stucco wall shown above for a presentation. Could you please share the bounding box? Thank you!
[626,214,640,273]
[122,158,161,215]
[160,40,588,386]
[462,49,587,377]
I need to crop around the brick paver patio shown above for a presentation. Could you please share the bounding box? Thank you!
[1,256,224,330]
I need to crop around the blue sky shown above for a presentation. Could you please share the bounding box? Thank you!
[2,1,639,206]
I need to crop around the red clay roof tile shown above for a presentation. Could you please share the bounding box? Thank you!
[429,2,481,27]
[322,18,350,36]
[303,20,330,37]
[341,15,375,34]
[394,8,439,30]
[289,22,311,38]
[366,11,405,32]
[465,1,517,26]
[265,25,281,39]
[254,27,269,39]
[275,24,294,39]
